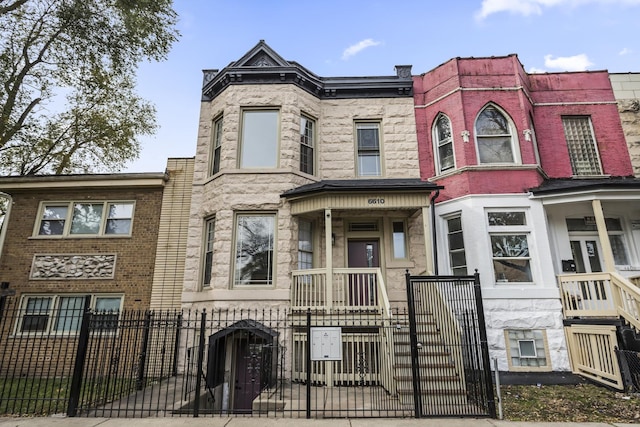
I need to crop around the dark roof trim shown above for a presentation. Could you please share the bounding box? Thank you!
[202,40,413,101]
[529,177,640,195]
[281,179,442,198]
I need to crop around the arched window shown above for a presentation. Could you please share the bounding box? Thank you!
[475,105,517,164]
[433,114,454,173]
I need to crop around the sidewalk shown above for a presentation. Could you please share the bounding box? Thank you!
[0,417,638,427]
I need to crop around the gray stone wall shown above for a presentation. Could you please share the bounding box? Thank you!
[610,73,640,177]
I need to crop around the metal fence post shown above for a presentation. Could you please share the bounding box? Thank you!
[67,295,92,417]
[173,312,182,377]
[136,311,152,390]
[473,271,497,418]
[404,271,422,418]
[306,308,311,419]
[193,309,206,417]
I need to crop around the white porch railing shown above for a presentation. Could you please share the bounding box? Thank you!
[558,272,640,330]
[291,268,391,315]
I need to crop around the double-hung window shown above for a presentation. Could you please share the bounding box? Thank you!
[298,219,313,270]
[434,114,454,173]
[240,110,279,168]
[488,211,532,283]
[36,201,134,237]
[17,294,122,334]
[475,105,516,164]
[562,116,602,176]
[446,215,467,276]
[202,218,215,287]
[210,116,223,175]
[234,214,275,286]
[300,115,315,175]
[356,122,381,176]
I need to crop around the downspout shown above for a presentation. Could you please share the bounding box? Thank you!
[430,190,440,275]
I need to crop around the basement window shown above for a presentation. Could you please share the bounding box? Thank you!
[505,329,551,372]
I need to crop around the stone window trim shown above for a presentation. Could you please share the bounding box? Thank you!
[30,253,117,280]
[474,103,521,165]
[504,329,552,372]
[432,113,455,174]
[355,121,384,177]
[209,114,224,176]
[15,293,123,336]
[32,200,135,238]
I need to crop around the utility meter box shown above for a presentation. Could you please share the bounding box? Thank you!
[310,327,342,361]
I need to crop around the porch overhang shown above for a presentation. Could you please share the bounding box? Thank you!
[281,179,442,215]
[528,177,640,204]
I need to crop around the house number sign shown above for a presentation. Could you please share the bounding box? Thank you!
[367,198,385,205]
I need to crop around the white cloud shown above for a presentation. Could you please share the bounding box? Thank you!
[342,39,381,60]
[619,47,632,55]
[543,54,594,71]
[475,0,640,20]
[528,67,547,73]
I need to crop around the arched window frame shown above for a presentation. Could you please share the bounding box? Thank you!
[432,113,455,174]
[474,103,521,165]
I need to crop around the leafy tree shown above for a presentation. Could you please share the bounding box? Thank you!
[0,0,179,175]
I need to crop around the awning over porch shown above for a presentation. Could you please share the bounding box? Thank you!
[281,178,442,215]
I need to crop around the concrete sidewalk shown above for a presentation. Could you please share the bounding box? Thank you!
[0,417,638,427]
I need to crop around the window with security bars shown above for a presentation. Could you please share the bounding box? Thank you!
[562,116,602,176]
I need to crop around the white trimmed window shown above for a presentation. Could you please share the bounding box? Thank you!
[36,201,134,237]
[488,211,532,283]
[433,114,454,173]
[234,214,275,286]
[17,294,122,335]
[210,116,223,175]
[356,122,382,176]
[562,116,603,176]
[446,215,467,276]
[392,220,407,259]
[202,218,215,287]
[240,110,279,168]
[475,105,516,164]
[505,329,550,371]
[300,115,315,175]
[298,219,313,270]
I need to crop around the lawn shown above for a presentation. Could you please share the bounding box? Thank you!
[500,383,640,423]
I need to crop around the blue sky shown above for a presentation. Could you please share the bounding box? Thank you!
[127,0,640,173]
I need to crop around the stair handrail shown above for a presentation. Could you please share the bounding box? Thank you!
[610,272,640,333]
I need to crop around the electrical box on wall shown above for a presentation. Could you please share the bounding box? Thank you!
[310,327,342,361]
[562,259,576,272]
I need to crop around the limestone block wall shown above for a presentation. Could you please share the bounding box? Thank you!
[610,73,640,177]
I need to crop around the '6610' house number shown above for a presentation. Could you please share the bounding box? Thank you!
[367,198,385,205]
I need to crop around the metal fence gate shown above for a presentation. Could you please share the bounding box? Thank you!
[404,272,496,418]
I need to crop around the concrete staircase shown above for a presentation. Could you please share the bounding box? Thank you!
[391,316,468,412]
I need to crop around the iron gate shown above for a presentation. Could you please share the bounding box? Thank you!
[405,272,496,418]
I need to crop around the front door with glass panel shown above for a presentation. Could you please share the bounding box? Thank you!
[347,240,379,307]
[569,237,603,273]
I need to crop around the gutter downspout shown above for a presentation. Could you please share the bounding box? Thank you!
[430,190,440,275]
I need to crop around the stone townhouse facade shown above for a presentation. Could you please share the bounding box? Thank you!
[414,54,640,376]
[610,73,640,177]
[182,41,440,312]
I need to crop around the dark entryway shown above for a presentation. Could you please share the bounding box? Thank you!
[347,239,379,306]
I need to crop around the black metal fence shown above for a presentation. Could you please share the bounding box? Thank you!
[0,289,495,418]
[405,273,496,418]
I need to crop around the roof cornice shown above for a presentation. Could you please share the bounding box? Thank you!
[202,40,413,101]
[0,173,168,191]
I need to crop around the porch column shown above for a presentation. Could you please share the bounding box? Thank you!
[592,199,616,272]
[422,206,434,275]
[325,209,333,310]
